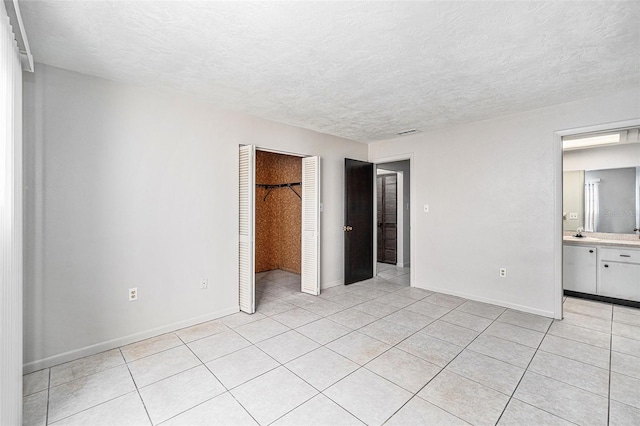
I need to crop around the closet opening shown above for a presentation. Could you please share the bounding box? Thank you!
[254,150,304,309]
[239,145,320,314]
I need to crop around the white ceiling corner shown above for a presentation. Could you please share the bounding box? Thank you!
[19,0,640,142]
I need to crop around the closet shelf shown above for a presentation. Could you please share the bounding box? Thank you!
[256,182,301,201]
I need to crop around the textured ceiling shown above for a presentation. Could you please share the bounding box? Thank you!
[19,1,640,142]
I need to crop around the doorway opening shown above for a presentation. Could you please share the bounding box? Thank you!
[342,155,413,287]
[555,119,640,319]
[375,160,411,286]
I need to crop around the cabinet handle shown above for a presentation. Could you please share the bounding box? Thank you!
[620,255,631,258]
[604,264,609,268]
[589,250,594,253]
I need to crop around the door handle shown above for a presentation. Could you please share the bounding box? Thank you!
[343,226,353,232]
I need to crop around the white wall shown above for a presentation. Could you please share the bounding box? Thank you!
[369,89,640,317]
[23,64,367,371]
[562,170,584,232]
[563,143,640,171]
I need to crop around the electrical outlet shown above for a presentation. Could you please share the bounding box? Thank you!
[129,287,138,301]
[200,278,208,289]
[499,268,507,278]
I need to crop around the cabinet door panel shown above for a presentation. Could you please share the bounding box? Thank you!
[563,245,597,293]
[600,262,640,302]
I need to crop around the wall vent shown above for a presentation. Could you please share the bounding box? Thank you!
[397,129,419,136]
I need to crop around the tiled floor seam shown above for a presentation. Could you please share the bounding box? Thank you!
[44,367,51,426]
[546,330,612,351]
[263,391,318,426]
[507,397,582,426]
[607,306,614,425]
[493,314,550,425]
[120,347,154,426]
[319,378,378,426]
[557,318,613,334]
[47,391,142,426]
[535,347,612,372]
[270,275,424,425]
[381,307,504,425]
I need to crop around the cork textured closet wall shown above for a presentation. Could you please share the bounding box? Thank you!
[255,151,302,274]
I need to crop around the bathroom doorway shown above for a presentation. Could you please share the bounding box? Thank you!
[555,120,640,319]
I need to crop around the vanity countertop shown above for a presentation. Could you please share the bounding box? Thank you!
[563,236,640,249]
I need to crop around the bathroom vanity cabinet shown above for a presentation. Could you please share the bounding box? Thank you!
[599,248,640,301]
[563,245,597,294]
[563,242,640,302]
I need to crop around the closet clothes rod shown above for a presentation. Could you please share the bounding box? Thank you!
[256,182,302,201]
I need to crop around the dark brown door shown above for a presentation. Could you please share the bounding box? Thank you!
[344,158,374,284]
[377,174,397,264]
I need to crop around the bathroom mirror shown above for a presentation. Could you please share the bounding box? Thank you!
[563,129,640,235]
[563,167,639,233]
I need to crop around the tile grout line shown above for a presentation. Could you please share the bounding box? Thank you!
[493,317,556,425]
[380,302,507,425]
[258,272,419,425]
[44,367,51,426]
[155,334,262,426]
[607,304,614,425]
[120,347,153,426]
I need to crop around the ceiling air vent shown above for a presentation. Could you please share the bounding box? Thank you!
[397,129,419,136]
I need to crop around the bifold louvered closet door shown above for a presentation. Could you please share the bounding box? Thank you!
[238,145,255,313]
[239,147,320,310]
[301,156,320,295]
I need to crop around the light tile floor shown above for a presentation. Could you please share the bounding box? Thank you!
[23,269,640,425]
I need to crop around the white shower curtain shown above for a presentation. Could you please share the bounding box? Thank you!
[584,181,600,232]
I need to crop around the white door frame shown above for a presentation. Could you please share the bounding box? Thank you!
[376,169,404,268]
[239,145,321,310]
[553,118,640,320]
[370,154,414,287]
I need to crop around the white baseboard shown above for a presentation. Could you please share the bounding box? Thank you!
[321,279,343,290]
[417,284,555,319]
[23,306,239,374]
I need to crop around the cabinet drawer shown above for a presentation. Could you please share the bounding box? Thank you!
[599,248,640,264]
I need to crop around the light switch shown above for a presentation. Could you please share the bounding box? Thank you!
[569,212,578,219]
[423,204,429,213]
